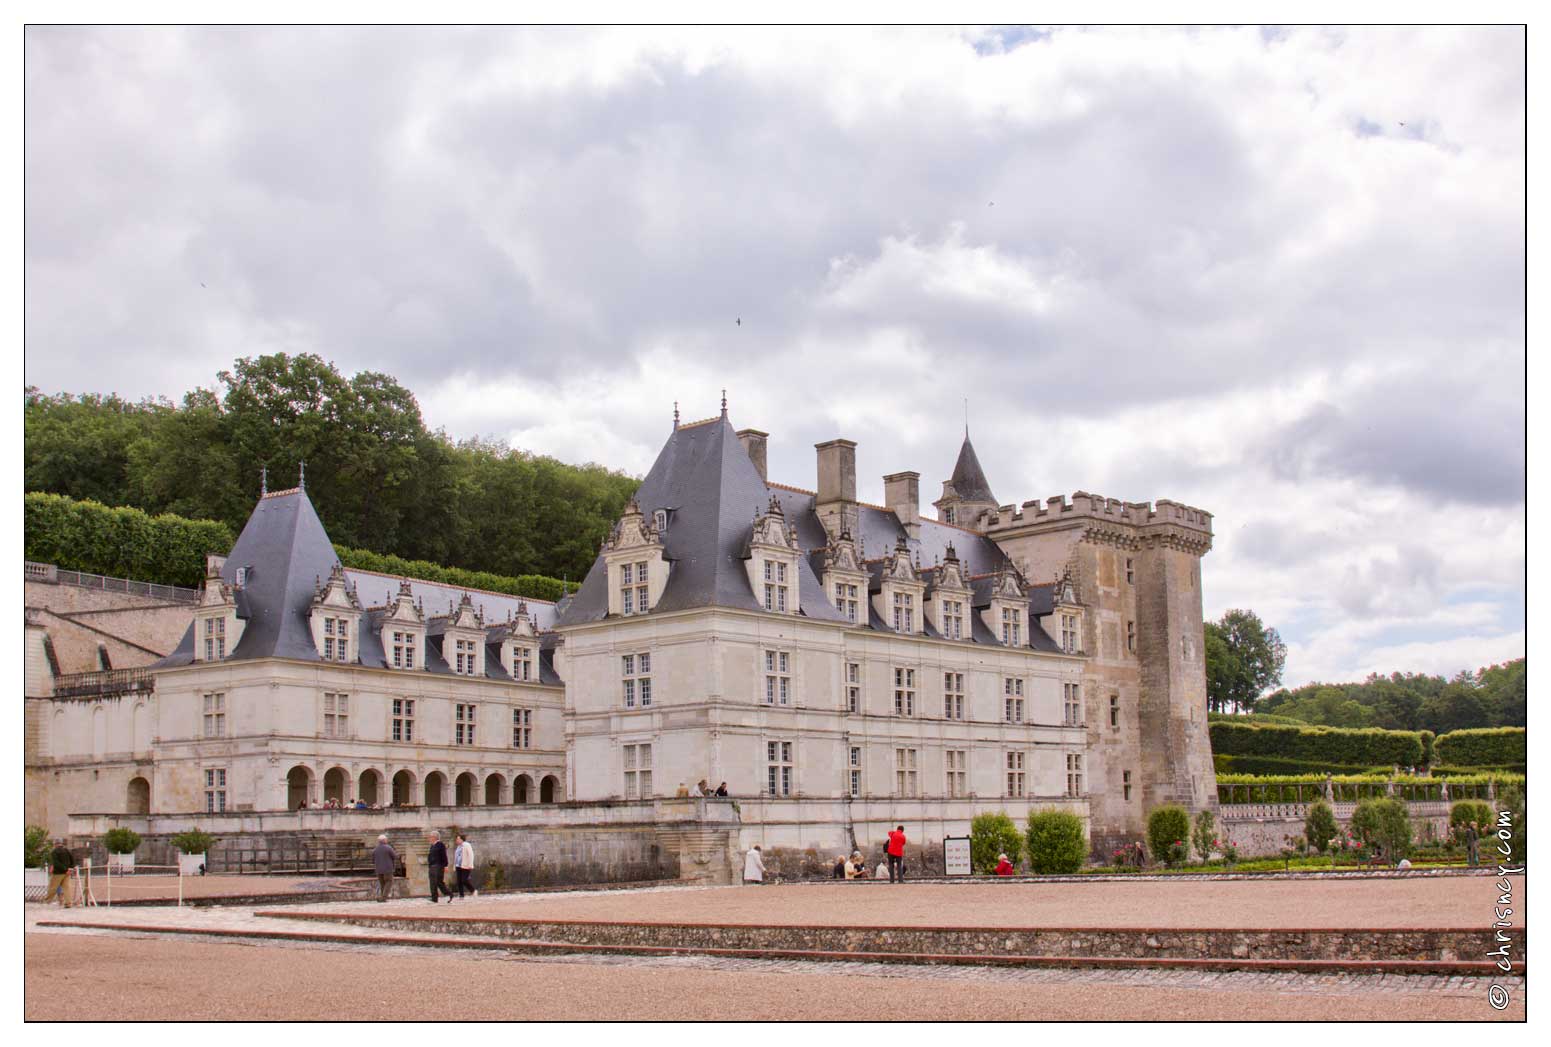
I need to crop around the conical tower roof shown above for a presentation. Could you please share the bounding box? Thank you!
[949,433,997,505]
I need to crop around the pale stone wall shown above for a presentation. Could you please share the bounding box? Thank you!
[24,577,194,674]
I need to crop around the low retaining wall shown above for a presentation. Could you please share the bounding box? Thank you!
[1220,807,1451,859]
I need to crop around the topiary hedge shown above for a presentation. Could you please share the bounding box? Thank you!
[333,544,566,604]
[24,492,234,588]
[1305,801,1338,853]
[1147,806,1191,866]
[1025,810,1087,874]
[1214,754,1379,776]
[1210,720,1426,769]
[970,811,1023,875]
[1433,728,1526,769]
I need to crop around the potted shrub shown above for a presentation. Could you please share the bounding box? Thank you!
[102,827,142,872]
[171,829,215,876]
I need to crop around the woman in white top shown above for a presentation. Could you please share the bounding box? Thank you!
[875,860,890,879]
[744,845,766,884]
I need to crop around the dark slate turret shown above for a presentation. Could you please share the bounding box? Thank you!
[949,432,997,506]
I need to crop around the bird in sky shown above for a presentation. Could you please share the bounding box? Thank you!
[736,318,741,326]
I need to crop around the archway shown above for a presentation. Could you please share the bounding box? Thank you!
[358,769,382,806]
[391,770,415,806]
[287,766,313,810]
[126,776,150,815]
[455,772,477,806]
[540,774,560,804]
[323,767,348,806]
[514,774,532,804]
[424,771,446,807]
[484,773,506,806]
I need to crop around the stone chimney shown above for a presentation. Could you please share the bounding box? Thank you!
[815,438,858,540]
[883,471,921,541]
[737,429,769,481]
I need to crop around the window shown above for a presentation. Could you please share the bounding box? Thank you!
[455,704,477,745]
[623,742,653,798]
[1125,558,1135,585]
[942,600,964,640]
[202,616,226,660]
[1003,678,1024,723]
[1061,614,1079,654]
[391,631,417,669]
[1123,769,1133,802]
[512,708,532,748]
[204,768,227,813]
[893,667,916,717]
[763,650,791,706]
[512,646,533,682]
[763,561,789,612]
[1001,607,1021,646]
[849,746,863,796]
[1006,751,1026,797]
[846,662,861,714]
[453,637,478,675]
[619,562,650,616]
[892,591,914,633]
[766,740,793,796]
[1066,753,1084,796]
[635,561,649,612]
[391,698,415,743]
[323,692,349,739]
[322,616,350,662]
[835,582,860,623]
[946,749,967,798]
[1109,694,1120,730]
[1126,621,1136,653]
[944,506,956,524]
[654,508,668,532]
[943,672,965,720]
[202,692,226,738]
[622,653,652,708]
[894,747,918,797]
[1064,682,1082,726]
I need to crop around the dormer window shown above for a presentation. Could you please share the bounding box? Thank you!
[453,637,478,675]
[605,499,668,617]
[1061,613,1079,654]
[654,508,668,532]
[892,591,915,633]
[234,567,247,588]
[763,560,790,613]
[512,645,533,682]
[202,616,226,660]
[620,561,650,616]
[322,616,351,662]
[1002,608,1022,647]
[835,582,860,622]
[942,600,965,639]
[391,631,417,669]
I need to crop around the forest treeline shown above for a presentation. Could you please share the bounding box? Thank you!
[24,353,641,585]
[1256,660,1526,733]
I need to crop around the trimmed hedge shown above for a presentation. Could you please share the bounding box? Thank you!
[1214,754,1379,777]
[1305,801,1338,853]
[1025,810,1087,874]
[1433,728,1526,769]
[334,545,566,604]
[1146,806,1190,866]
[970,811,1023,875]
[24,492,234,588]
[1210,720,1425,769]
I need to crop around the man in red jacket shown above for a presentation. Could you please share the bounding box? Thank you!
[886,825,906,883]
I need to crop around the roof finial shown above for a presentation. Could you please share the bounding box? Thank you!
[298,459,306,490]
[721,389,727,415]
[260,464,267,496]
[673,401,680,429]
[964,397,969,439]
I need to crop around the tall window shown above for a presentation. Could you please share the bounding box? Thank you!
[1003,678,1024,723]
[763,560,789,612]
[512,708,532,749]
[202,692,226,738]
[894,747,918,797]
[1006,751,1026,797]
[944,506,956,524]
[622,653,652,708]
[453,638,478,675]
[202,616,226,660]
[846,663,861,714]
[620,562,650,615]
[941,600,964,640]
[1066,753,1084,796]
[204,768,227,813]
[1064,682,1082,726]
[893,667,916,717]
[455,704,476,745]
[391,698,415,743]
[391,631,417,669]
[1061,614,1079,653]
[946,750,967,798]
[849,746,862,796]
[1001,607,1022,646]
[835,582,859,623]
[892,592,914,633]
[1109,694,1120,729]
[323,692,349,739]
[1126,621,1136,653]
[766,740,793,796]
[943,672,965,720]
[1125,557,1135,585]
[764,650,791,706]
[322,616,350,662]
[1123,769,1133,802]
[512,646,533,682]
[623,742,653,798]
[635,560,649,612]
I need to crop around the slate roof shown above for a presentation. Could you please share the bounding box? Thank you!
[947,432,997,505]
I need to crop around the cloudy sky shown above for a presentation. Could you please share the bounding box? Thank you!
[24,26,1525,687]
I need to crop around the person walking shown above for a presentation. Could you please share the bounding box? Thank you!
[427,831,451,903]
[454,833,476,898]
[743,844,765,885]
[1464,821,1481,867]
[886,825,907,883]
[45,840,75,908]
[372,834,397,902]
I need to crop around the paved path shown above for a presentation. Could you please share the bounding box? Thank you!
[56,873,365,902]
[23,933,1525,1021]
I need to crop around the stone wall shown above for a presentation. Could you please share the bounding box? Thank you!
[1220,801,1452,858]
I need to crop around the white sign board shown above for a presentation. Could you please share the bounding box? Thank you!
[943,836,972,876]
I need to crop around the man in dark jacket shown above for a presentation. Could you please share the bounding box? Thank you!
[427,831,451,903]
[372,835,397,902]
[46,841,76,908]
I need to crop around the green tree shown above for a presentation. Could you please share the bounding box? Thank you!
[25,826,51,868]
[1025,810,1087,874]
[1304,801,1338,853]
[1350,798,1412,864]
[1190,809,1217,862]
[1146,805,1191,866]
[969,811,1023,874]
[1204,609,1287,713]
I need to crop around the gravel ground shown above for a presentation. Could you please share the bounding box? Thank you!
[22,934,1525,1021]
[320,875,1526,929]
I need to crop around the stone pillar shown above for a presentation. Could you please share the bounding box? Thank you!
[403,839,430,897]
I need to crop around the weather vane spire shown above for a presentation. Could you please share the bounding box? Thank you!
[260,464,267,496]
[721,389,727,415]
[298,460,306,490]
